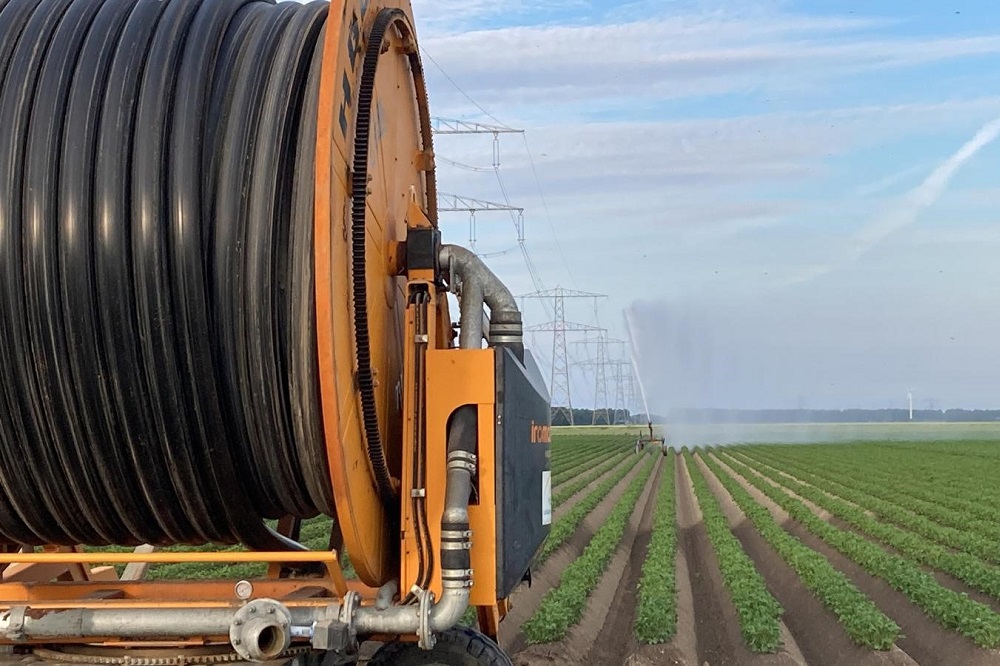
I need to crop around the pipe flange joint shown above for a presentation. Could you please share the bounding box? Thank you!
[229,599,292,662]
[447,450,477,464]
[440,529,473,541]
[447,460,477,474]
[412,587,436,650]
[338,590,360,627]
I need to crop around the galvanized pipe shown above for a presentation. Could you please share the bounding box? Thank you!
[0,605,323,641]
[440,245,522,359]
[374,579,399,610]
[457,273,485,349]
[352,404,477,643]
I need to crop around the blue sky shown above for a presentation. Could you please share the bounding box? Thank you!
[412,0,1000,411]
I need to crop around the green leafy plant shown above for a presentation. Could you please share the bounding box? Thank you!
[634,452,677,644]
[721,451,1000,648]
[553,452,631,507]
[699,452,898,649]
[539,454,644,562]
[523,456,657,643]
[684,452,783,653]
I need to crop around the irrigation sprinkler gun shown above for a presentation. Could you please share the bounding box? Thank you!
[637,420,667,454]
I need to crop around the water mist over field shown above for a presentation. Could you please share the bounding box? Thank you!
[621,117,1000,448]
[624,295,1000,447]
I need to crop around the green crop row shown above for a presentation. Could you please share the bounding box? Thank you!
[699,452,899,649]
[552,447,624,486]
[551,434,619,453]
[747,444,1000,530]
[684,452,783,653]
[523,456,657,643]
[551,433,617,449]
[553,452,631,507]
[736,450,1000,604]
[748,447,1000,548]
[539,452,645,562]
[634,452,677,644]
[744,449,1000,566]
[551,439,618,469]
[551,437,633,477]
[721,452,1000,647]
[552,444,621,470]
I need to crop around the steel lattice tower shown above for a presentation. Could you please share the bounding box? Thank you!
[625,370,637,421]
[591,334,610,425]
[437,193,523,255]
[612,360,630,424]
[575,335,628,426]
[522,287,605,425]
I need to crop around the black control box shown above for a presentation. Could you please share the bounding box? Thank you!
[494,347,551,599]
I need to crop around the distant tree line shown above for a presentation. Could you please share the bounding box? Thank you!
[667,408,1000,423]
[551,408,636,427]
[552,407,1000,425]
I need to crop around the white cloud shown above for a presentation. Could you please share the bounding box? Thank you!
[776,116,1000,287]
[413,2,1000,408]
[420,10,1000,111]
[434,98,1000,212]
[412,0,586,34]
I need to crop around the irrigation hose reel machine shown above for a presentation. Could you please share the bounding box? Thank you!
[0,0,552,663]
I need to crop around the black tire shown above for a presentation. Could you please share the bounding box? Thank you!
[368,628,512,666]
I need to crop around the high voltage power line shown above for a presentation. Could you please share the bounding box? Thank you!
[422,49,629,413]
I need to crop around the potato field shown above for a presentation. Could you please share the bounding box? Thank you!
[503,431,1000,666]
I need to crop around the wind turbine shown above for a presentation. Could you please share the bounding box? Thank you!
[907,388,914,421]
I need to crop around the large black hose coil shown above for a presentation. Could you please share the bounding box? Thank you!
[0,0,337,549]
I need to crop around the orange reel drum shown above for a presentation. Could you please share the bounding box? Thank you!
[314,0,435,586]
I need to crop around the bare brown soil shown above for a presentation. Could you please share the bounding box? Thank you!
[675,454,800,666]
[701,453,916,666]
[738,456,1000,616]
[502,457,648,656]
[584,457,661,665]
[713,451,1000,666]
[512,457,663,666]
[552,454,633,523]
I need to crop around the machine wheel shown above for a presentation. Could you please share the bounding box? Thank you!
[368,628,513,666]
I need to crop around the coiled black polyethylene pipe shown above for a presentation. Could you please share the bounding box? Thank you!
[0,0,336,548]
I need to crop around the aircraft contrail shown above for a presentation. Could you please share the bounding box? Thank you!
[782,116,1000,287]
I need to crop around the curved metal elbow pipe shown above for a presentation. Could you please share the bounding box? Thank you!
[351,405,478,648]
[439,245,522,358]
[374,579,399,611]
